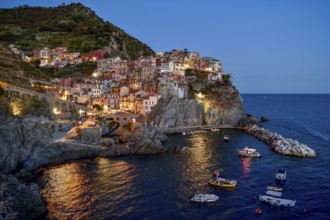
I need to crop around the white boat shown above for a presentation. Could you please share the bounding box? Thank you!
[266,190,282,197]
[211,128,219,132]
[224,135,229,141]
[237,147,261,157]
[267,186,283,192]
[276,168,287,185]
[182,132,187,136]
[190,193,219,202]
[259,195,296,207]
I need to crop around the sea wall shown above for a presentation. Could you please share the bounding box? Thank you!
[244,124,316,157]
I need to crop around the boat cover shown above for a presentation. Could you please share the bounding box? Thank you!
[266,190,282,197]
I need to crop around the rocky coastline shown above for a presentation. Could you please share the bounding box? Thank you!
[0,116,167,219]
[244,124,316,157]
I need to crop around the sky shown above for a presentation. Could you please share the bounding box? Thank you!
[1,0,330,94]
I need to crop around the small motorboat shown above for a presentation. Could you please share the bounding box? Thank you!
[267,186,283,192]
[209,177,237,188]
[276,168,286,185]
[237,147,261,158]
[182,132,187,136]
[190,193,219,202]
[259,194,296,207]
[223,135,229,142]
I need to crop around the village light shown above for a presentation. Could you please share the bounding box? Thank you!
[53,107,61,115]
[197,92,204,99]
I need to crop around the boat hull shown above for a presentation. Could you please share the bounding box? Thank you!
[259,195,296,207]
[209,179,237,188]
[237,150,261,158]
[190,194,219,202]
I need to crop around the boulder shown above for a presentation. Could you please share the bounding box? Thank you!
[260,116,269,122]
[0,174,47,220]
[244,124,316,157]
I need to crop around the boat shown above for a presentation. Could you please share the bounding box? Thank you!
[211,128,219,132]
[276,168,287,185]
[190,193,219,202]
[182,132,187,136]
[266,190,282,197]
[237,147,261,157]
[259,194,296,207]
[209,175,237,188]
[223,135,229,142]
[267,186,283,192]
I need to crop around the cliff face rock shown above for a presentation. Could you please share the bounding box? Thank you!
[0,117,168,175]
[65,126,102,144]
[148,85,245,127]
[0,174,47,220]
[148,97,204,127]
[100,125,168,157]
[0,117,53,174]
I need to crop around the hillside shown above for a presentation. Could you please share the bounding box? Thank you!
[0,3,154,60]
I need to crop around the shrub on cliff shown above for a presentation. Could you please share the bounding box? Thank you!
[222,73,232,86]
[0,86,5,97]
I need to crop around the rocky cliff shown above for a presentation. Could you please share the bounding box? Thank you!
[148,85,245,128]
[0,116,167,219]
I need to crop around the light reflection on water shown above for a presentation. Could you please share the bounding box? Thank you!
[35,128,329,219]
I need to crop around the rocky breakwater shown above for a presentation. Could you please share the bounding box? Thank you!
[244,124,316,157]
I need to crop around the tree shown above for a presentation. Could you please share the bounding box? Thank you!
[93,104,103,111]
[0,86,5,97]
[183,48,189,55]
[222,73,232,85]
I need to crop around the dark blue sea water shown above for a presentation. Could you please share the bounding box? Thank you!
[34,94,330,220]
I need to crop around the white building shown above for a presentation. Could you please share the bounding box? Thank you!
[143,94,161,115]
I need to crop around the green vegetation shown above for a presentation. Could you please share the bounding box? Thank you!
[93,104,103,111]
[222,73,232,85]
[41,62,97,78]
[0,3,154,59]
[0,85,5,96]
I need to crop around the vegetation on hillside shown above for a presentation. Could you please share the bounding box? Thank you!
[0,3,154,59]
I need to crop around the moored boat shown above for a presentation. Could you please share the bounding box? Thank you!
[267,186,283,192]
[237,147,261,157]
[276,168,287,185]
[209,177,237,188]
[190,193,219,202]
[182,132,187,136]
[224,135,229,142]
[259,194,296,207]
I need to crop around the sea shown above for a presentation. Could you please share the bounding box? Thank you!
[34,94,330,220]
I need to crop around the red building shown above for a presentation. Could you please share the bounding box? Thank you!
[81,51,106,62]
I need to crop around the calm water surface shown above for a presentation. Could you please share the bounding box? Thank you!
[35,94,330,219]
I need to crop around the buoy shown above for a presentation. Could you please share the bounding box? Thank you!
[255,208,262,214]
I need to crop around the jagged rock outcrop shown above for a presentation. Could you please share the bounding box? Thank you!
[148,85,245,127]
[0,174,47,220]
[244,124,316,157]
[0,117,167,219]
[100,125,168,156]
[0,117,168,174]
[148,97,204,127]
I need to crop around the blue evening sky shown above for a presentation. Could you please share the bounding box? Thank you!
[1,0,330,94]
